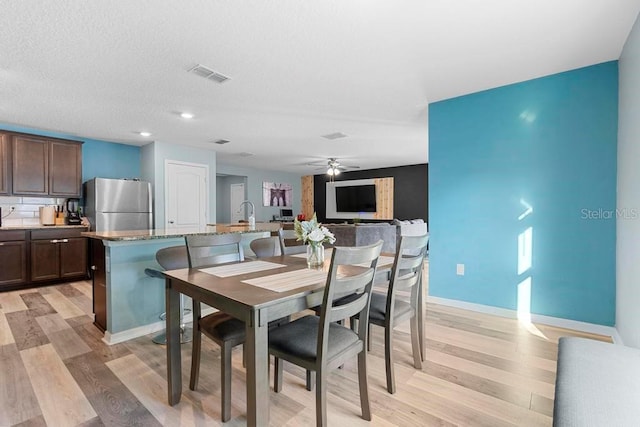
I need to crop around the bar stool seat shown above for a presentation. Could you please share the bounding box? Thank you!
[144,245,192,344]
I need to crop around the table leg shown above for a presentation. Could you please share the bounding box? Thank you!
[166,278,182,405]
[245,308,270,427]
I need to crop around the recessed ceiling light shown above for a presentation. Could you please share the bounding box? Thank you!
[180,112,194,119]
[139,131,152,137]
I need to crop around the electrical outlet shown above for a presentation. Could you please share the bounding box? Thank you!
[456,263,465,276]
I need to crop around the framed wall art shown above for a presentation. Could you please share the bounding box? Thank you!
[262,182,292,207]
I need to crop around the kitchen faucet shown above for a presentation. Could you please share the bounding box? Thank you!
[238,200,255,228]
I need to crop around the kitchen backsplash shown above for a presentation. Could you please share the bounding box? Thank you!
[0,196,69,226]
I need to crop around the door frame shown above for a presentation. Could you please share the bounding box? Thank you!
[230,182,246,223]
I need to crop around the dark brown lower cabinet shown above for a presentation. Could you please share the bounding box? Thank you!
[60,237,88,278]
[28,228,89,286]
[0,230,28,288]
[0,228,88,291]
[30,239,61,282]
[91,239,106,331]
[30,237,88,282]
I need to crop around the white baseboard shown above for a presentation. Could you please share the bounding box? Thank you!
[102,307,217,345]
[427,296,621,342]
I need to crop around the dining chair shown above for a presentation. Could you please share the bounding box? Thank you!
[185,233,247,422]
[143,245,192,344]
[268,240,383,426]
[278,227,306,255]
[249,236,280,258]
[251,235,315,389]
[186,233,289,421]
[355,233,429,394]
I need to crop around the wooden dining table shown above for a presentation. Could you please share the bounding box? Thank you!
[162,251,401,427]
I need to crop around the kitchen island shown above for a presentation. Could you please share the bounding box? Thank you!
[83,223,281,344]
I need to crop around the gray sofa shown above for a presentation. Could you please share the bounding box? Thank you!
[553,337,640,426]
[325,223,397,253]
[325,219,428,253]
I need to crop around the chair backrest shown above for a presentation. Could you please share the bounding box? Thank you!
[386,233,429,318]
[278,228,306,255]
[250,236,279,258]
[316,240,383,363]
[185,233,245,268]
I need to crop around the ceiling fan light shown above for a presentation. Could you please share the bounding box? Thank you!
[327,168,334,176]
[334,168,340,175]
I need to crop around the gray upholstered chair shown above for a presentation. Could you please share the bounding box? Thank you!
[268,240,384,426]
[143,245,192,344]
[278,227,306,255]
[186,233,288,422]
[249,236,280,258]
[354,233,429,393]
[185,233,247,422]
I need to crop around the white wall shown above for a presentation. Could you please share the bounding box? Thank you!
[216,175,247,223]
[217,163,303,223]
[617,12,640,348]
[140,141,217,228]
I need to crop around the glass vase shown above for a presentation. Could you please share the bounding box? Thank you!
[306,243,325,269]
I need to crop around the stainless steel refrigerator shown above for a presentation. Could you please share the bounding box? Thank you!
[83,178,153,231]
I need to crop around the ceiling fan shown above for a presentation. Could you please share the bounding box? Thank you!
[307,158,360,176]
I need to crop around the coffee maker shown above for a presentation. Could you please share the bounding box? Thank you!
[65,198,82,225]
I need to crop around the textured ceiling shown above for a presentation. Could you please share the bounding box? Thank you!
[1,1,639,174]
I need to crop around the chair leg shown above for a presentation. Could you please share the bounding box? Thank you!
[189,329,202,390]
[367,323,372,352]
[357,349,372,421]
[221,343,232,422]
[316,368,327,427]
[242,343,246,368]
[384,323,396,394]
[306,370,315,391]
[418,282,426,362]
[410,314,423,370]
[274,357,283,392]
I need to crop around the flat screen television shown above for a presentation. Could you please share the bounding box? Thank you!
[335,184,377,213]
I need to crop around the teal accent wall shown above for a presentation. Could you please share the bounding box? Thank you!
[0,123,141,182]
[428,62,618,326]
[81,139,141,182]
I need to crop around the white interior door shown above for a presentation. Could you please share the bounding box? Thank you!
[230,183,245,223]
[165,161,208,232]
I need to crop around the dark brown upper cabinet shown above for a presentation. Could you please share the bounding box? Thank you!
[49,139,82,196]
[10,132,82,197]
[0,132,10,196]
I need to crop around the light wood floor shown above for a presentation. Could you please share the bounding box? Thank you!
[0,275,611,426]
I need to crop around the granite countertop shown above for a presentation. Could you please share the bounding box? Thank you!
[0,224,89,231]
[83,222,282,241]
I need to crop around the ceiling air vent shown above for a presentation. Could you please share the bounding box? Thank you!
[212,139,230,145]
[188,64,231,84]
[321,132,348,140]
